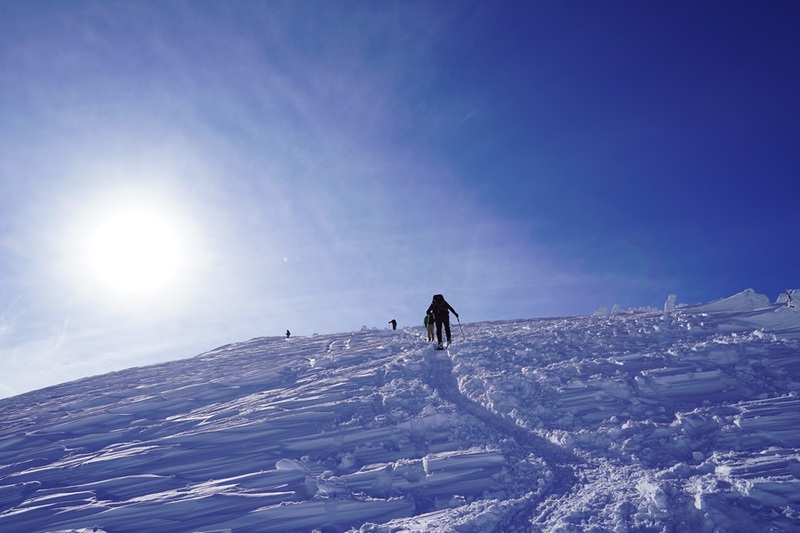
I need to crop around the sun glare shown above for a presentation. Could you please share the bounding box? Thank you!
[87,210,181,294]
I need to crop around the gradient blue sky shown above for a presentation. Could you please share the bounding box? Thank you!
[2,1,799,397]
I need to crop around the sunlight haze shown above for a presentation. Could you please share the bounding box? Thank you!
[1,1,798,397]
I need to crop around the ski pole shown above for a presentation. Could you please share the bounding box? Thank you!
[457,315,464,338]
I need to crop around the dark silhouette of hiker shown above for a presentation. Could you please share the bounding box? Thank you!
[389,319,397,331]
[426,294,458,349]
[286,330,291,338]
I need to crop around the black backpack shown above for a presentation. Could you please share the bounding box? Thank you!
[432,294,447,314]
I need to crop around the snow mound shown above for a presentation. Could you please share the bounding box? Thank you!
[695,288,771,313]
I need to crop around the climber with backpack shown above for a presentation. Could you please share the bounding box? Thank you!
[426,294,459,349]
[424,310,435,342]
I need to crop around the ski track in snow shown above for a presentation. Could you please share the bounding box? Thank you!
[0,289,800,532]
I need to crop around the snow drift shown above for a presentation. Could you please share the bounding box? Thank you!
[1,289,799,532]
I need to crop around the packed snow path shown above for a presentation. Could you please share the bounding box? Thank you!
[421,349,579,491]
[0,289,799,532]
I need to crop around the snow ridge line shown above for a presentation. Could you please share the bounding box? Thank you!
[420,350,579,496]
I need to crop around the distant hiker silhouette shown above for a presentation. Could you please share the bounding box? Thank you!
[424,311,435,342]
[389,319,397,331]
[286,330,291,338]
[426,294,458,349]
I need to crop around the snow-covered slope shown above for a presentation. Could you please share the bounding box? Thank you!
[1,290,799,532]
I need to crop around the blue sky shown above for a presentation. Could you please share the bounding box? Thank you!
[1,1,799,397]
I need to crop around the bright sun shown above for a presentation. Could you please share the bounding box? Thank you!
[87,209,181,295]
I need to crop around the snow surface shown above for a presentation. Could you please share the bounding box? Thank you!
[1,289,800,532]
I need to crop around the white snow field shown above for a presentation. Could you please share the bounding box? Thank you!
[1,289,800,533]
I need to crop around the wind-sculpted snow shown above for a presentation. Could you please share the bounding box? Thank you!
[0,289,799,532]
